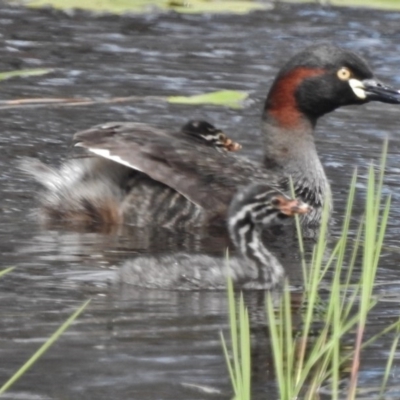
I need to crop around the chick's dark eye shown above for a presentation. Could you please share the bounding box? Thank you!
[271,197,282,207]
[337,67,352,81]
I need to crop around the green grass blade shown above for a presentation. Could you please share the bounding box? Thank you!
[228,282,242,396]
[239,294,251,399]
[225,274,239,395]
[221,275,251,399]
[220,331,237,394]
[373,195,391,271]
[334,169,357,292]
[289,178,308,286]
[375,138,388,220]
[0,267,14,278]
[0,299,91,395]
[295,200,330,386]
[283,288,294,397]
[379,322,400,398]
[266,292,286,399]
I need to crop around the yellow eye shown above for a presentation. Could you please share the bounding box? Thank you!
[337,67,352,81]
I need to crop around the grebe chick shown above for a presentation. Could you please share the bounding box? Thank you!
[119,184,310,290]
[181,120,241,152]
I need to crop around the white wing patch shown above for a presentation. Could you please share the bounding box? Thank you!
[82,146,144,173]
[74,143,203,209]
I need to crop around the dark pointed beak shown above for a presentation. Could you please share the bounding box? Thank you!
[362,79,400,104]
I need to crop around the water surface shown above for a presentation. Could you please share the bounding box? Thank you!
[1,3,400,399]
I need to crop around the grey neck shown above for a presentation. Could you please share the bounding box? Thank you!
[262,116,331,224]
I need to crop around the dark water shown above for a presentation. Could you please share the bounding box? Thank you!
[1,2,400,399]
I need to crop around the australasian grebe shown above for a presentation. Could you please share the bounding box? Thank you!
[22,44,400,229]
[20,121,239,227]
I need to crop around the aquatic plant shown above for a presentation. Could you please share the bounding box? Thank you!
[221,274,251,400]
[0,68,52,82]
[16,0,400,14]
[22,0,269,15]
[222,142,400,399]
[0,294,91,395]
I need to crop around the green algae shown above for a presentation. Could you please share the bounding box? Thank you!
[0,68,53,82]
[23,0,270,14]
[168,90,248,108]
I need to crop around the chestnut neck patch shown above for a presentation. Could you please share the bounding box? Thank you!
[264,67,326,129]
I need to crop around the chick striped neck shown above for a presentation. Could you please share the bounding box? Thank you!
[228,186,286,289]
